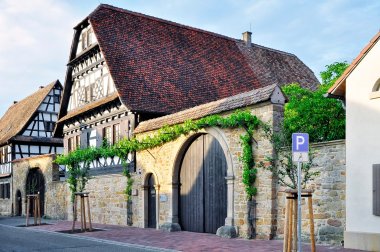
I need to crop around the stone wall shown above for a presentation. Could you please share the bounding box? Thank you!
[12,154,68,219]
[4,103,345,246]
[134,102,282,238]
[276,140,346,245]
[74,173,130,226]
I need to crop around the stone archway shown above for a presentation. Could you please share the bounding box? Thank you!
[168,128,236,236]
[179,133,227,233]
[25,168,45,216]
[143,172,160,229]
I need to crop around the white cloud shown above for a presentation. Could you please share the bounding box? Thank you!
[0,0,79,115]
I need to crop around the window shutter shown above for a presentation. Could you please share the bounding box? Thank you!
[96,128,102,147]
[80,131,88,149]
[373,164,380,216]
[0,184,4,199]
[120,118,129,140]
[6,183,10,199]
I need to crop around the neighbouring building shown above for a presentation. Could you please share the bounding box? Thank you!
[12,154,68,219]
[0,81,64,216]
[328,31,380,250]
[55,4,320,239]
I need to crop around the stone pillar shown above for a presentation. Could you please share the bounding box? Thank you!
[159,182,181,232]
[141,185,149,228]
[154,184,160,230]
[225,176,235,226]
[216,176,237,238]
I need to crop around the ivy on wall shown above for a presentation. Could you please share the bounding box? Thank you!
[55,110,262,201]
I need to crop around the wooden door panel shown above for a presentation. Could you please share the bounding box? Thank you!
[148,174,156,228]
[203,134,227,233]
[180,134,227,233]
[180,136,204,232]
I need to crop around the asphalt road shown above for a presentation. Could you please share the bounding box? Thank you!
[0,224,174,252]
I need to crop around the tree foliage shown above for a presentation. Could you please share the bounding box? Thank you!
[282,62,349,143]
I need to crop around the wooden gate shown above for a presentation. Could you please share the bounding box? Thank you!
[179,134,227,233]
[147,174,156,228]
[25,168,45,216]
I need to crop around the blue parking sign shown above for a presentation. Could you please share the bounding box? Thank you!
[292,133,309,162]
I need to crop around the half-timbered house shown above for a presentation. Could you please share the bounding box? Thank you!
[56,4,319,237]
[0,81,63,215]
[57,3,318,172]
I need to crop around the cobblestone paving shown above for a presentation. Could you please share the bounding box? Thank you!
[28,221,367,252]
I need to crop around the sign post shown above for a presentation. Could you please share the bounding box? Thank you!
[292,133,309,252]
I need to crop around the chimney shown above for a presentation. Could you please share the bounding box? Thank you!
[242,31,252,47]
[13,101,18,104]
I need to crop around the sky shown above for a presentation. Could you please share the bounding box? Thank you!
[0,0,379,116]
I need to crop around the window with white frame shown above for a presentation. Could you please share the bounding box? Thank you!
[370,78,380,99]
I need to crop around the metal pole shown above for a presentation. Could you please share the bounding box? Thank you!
[297,162,302,252]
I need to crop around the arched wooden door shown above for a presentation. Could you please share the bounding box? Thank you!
[25,168,45,216]
[147,174,156,228]
[179,134,227,233]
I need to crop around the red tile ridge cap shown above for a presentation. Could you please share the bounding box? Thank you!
[89,4,236,42]
[249,41,297,57]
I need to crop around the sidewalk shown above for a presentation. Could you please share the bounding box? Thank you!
[0,217,366,252]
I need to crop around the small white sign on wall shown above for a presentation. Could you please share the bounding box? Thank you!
[160,194,168,202]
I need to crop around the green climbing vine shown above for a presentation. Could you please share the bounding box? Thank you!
[55,110,262,201]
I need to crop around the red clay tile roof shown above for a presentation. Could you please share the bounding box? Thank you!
[328,31,380,97]
[82,4,318,115]
[0,81,61,146]
[134,84,282,133]
[236,43,319,91]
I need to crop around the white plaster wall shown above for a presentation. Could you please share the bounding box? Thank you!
[346,39,380,233]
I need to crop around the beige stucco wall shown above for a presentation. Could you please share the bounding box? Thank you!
[12,154,68,219]
[345,39,380,235]
[344,37,380,250]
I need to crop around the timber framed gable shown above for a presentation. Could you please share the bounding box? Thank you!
[57,18,138,172]
[0,81,64,176]
[0,81,64,207]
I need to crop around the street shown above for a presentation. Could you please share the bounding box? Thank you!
[0,224,173,252]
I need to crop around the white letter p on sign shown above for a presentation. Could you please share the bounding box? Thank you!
[296,136,305,150]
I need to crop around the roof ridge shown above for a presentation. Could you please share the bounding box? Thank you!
[244,40,296,57]
[92,4,235,42]
[7,81,57,110]
[0,80,60,145]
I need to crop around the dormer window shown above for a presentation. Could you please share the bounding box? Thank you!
[370,78,380,99]
[77,26,96,55]
[82,27,94,50]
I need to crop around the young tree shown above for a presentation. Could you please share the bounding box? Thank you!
[260,62,349,188]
